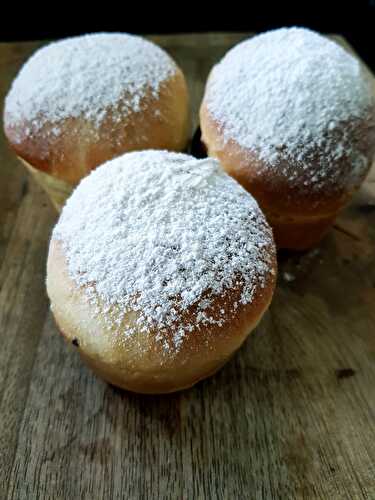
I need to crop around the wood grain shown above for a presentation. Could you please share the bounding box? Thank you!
[1,34,375,500]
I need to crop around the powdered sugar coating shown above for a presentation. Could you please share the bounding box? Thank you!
[53,151,275,352]
[5,33,177,137]
[205,27,375,191]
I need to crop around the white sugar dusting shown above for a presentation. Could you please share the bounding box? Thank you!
[5,33,177,136]
[53,151,274,353]
[205,27,375,191]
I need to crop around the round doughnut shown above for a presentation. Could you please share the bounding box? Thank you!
[4,33,190,186]
[46,150,277,394]
[200,27,375,250]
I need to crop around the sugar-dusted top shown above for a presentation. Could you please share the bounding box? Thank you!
[205,27,375,191]
[53,150,275,352]
[5,33,177,135]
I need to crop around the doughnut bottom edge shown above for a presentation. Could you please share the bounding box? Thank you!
[267,212,339,251]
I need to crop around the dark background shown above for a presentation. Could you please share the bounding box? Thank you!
[1,2,375,69]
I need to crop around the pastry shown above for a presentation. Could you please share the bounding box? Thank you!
[47,150,277,393]
[4,33,190,211]
[200,28,375,249]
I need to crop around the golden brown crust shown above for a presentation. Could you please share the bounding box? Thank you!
[265,212,338,250]
[200,102,375,249]
[47,238,276,394]
[5,70,190,185]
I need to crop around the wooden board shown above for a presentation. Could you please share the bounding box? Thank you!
[1,33,375,500]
